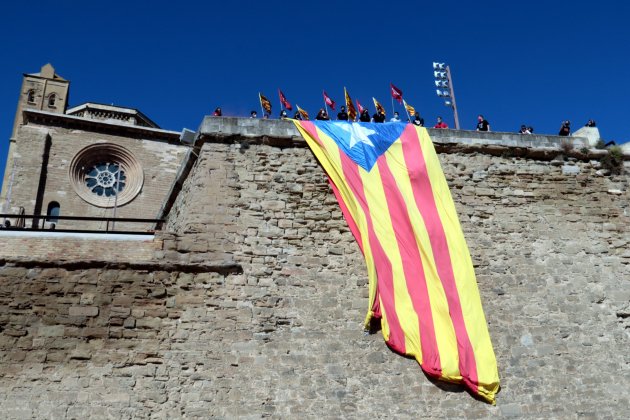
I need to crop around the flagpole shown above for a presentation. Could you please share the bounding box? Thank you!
[391,96,395,120]
[403,100,412,123]
[278,89,282,119]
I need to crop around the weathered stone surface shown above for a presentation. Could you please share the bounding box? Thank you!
[0,134,629,418]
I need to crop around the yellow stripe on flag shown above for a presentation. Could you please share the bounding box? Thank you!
[416,126,499,399]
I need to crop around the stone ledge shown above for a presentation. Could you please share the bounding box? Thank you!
[196,117,626,160]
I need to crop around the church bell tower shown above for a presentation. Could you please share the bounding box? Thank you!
[1,64,69,210]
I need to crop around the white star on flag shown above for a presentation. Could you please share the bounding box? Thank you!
[340,123,376,148]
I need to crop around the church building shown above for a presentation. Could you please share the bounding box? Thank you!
[0,64,189,230]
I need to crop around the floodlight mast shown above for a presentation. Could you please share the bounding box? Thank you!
[445,65,460,130]
[432,62,460,130]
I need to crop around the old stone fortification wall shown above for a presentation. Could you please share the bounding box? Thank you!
[1,121,629,418]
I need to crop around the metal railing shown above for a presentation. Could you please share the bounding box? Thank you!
[0,214,162,235]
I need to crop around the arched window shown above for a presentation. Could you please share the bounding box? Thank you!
[46,201,60,223]
[27,90,36,103]
[48,93,57,108]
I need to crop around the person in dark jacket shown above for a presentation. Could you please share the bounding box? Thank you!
[213,107,222,116]
[412,112,424,126]
[337,106,348,121]
[293,111,302,120]
[372,111,386,123]
[559,120,571,136]
[315,109,330,120]
[359,109,371,122]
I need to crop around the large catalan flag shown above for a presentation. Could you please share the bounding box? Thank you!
[293,120,500,404]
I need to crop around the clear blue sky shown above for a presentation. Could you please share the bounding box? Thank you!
[1,0,629,181]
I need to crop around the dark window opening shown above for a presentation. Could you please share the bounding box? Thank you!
[48,93,56,108]
[27,90,36,103]
[46,201,60,223]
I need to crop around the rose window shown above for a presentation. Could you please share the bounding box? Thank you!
[70,143,143,208]
[85,163,127,197]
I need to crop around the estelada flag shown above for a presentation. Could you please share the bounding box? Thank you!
[259,93,272,115]
[344,87,357,122]
[403,99,416,116]
[292,120,500,404]
[278,89,292,110]
[323,90,336,110]
[390,82,403,104]
[372,97,386,116]
[296,104,310,120]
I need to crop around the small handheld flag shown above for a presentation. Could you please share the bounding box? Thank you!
[296,104,310,120]
[373,97,386,116]
[278,89,292,110]
[344,87,357,122]
[356,99,365,114]
[403,99,416,116]
[390,83,403,104]
[259,93,272,115]
[323,91,336,110]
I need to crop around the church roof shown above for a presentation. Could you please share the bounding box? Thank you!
[65,102,160,128]
[26,63,67,81]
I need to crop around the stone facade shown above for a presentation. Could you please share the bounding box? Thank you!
[0,65,189,231]
[1,118,628,418]
[3,120,186,230]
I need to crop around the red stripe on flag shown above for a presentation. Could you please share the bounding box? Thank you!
[376,155,442,377]
[400,125,480,392]
[300,121,404,350]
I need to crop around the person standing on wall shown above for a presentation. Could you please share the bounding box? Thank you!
[434,116,448,129]
[412,112,424,126]
[337,106,348,121]
[476,114,490,131]
[559,120,571,136]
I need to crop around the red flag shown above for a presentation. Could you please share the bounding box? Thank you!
[323,91,336,110]
[390,83,403,104]
[356,99,365,114]
[278,89,292,110]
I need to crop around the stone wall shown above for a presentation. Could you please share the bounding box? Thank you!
[1,123,629,418]
[0,232,158,263]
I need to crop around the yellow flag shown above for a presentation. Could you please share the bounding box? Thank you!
[372,97,386,116]
[259,93,272,115]
[344,87,357,122]
[296,104,310,120]
[403,99,416,116]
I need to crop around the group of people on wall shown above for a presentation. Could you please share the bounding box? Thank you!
[212,107,597,136]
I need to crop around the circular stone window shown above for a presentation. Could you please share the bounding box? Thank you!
[69,143,143,208]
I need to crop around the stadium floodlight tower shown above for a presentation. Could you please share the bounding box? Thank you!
[433,62,460,130]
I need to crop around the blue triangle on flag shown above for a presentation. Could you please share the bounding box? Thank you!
[313,121,406,171]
